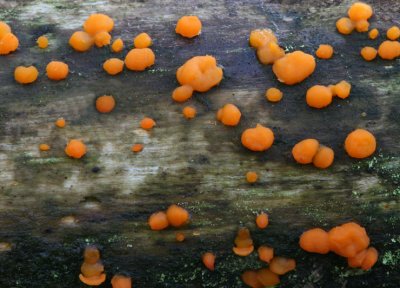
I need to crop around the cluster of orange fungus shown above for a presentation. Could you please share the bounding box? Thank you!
[344,128,376,159]
[103,58,124,75]
[336,2,373,35]
[96,95,116,113]
[202,252,216,271]
[292,139,334,169]
[14,66,39,84]
[148,204,189,231]
[272,51,316,85]
[140,117,156,130]
[299,228,330,254]
[249,29,284,65]
[255,212,269,229]
[182,106,196,119]
[316,44,334,59]
[46,61,69,80]
[79,246,106,286]
[134,32,152,48]
[124,48,155,71]
[111,275,132,288]
[306,80,351,109]
[361,46,377,61]
[265,87,283,102]
[148,211,169,231]
[176,55,223,93]
[377,40,400,60]
[175,16,202,38]
[246,171,258,183]
[241,124,274,152]
[37,35,48,49]
[94,31,111,47]
[65,139,87,159]
[233,228,254,256]
[0,21,19,55]
[216,103,241,126]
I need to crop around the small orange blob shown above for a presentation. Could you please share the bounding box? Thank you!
[377,40,400,60]
[125,48,155,71]
[241,270,263,288]
[175,16,202,38]
[256,268,280,287]
[241,124,274,152]
[216,103,241,126]
[328,222,370,258]
[69,31,94,52]
[111,275,132,288]
[131,144,143,153]
[334,80,352,99]
[134,32,152,48]
[387,26,400,41]
[46,61,69,81]
[96,95,116,113]
[312,146,334,169]
[103,58,124,75]
[292,138,320,164]
[140,117,156,130]
[39,144,50,151]
[182,106,197,119]
[148,211,169,230]
[79,246,106,286]
[172,85,194,102]
[316,44,334,59]
[0,21,11,39]
[249,29,278,49]
[202,252,216,271]
[355,19,370,33]
[233,227,254,257]
[55,118,66,128]
[258,246,274,263]
[111,38,124,53]
[233,245,255,257]
[368,28,379,40]
[269,257,296,275]
[65,139,87,159]
[37,35,48,49]
[348,2,373,22]
[359,247,378,270]
[255,212,269,229]
[83,13,114,36]
[256,41,285,65]
[336,17,355,35]
[299,228,330,254]
[79,273,106,286]
[166,204,189,227]
[246,171,258,183]
[94,31,111,47]
[175,232,185,242]
[265,87,283,102]
[272,51,316,85]
[360,46,378,61]
[0,32,19,55]
[306,85,333,109]
[344,128,376,159]
[14,66,39,84]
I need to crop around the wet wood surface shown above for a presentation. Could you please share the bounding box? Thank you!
[0,0,399,287]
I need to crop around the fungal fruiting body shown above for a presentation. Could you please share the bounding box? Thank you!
[202,252,216,271]
[361,47,377,61]
[354,19,369,33]
[148,211,169,230]
[172,85,194,102]
[306,85,333,109]
[111,275,132,288]
[334,80,351,99]
[269,257,296,275]
[166,204,189,227]
[246,171,258,183]
[242,269,280,288]
[387,26,400,41]
[337,2,373,35]
[125,48,155,71]
[111,38,124,52]
[255,212,268,229]
[94,31,111,47]
[69,31,94,52]
[55,118,66,128]
[140,117,156,130]
[312,146,335,169]
[84,13,114,36]
[299,228,330,254]
[175,232,185,242]
[336,17,355,35]
[241,124,274,152]
[233,227,254,256]
[131,144,143,153]
[258,246,274,263]
[175,16,202,38]
[65,139,87,159]
[46,61,69,80]
[134,32,152,48]
[316,44,334,59]
[347,246,378,270]
[39,144,50,151]
[103,58,124,75]
[0,21,19,55]
[292,139,334,169]
[96,95,116,113]
[377,40,400,60]
[249,29,284,65]
[369,28,379,39]
[265,87,283,102]
[79,246,106,286]
[182,106,196,119]
[14,66,39,84]
[216,103,241,126]
[37,35,48,48]
[344,128,376,159]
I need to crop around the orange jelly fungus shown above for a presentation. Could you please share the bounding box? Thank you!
[55,118,66,128]
[103,58,124,75]
[37,35,48,48]
[312,146,335,169]
[344,129,376,159]
[257,41,285,65]
[355,20,370,33]
[0,23,19,55]
[348,2,373,22]
[256,212,269,229]
[175,232,185,242]
[292,139,320,164]
[94,31,111,47]
[182,106,197,119]
[328,222,370,258]
[316,44,334,59]
[14,66,39,84]
[134,32,152,48]
[83,13,114,36]
[216,103,241,126]
[148,211,169,230]
[328,84,337,97]
[369,28,379,39]
[125,48,155,71]
[111,275,132,288]
[241,124,274,152]
[0,21,11,38]
[377,40,400,60]
[46,61,69,80]
[361,46,377,61]
[269,257,296,275]
[131,144,143,153]
[241,270,263,288]
[79,246,106,286]
[249,29,278,49]
[65,139,87,159]
[96,95,116,113]
[336,17,355,35]
[334,80,351,99]
[176,55,223,92]
[258,246,274,263]
[111,38,124,52]
[246,171,258,183]
[202,252,216,271]
[39,144,50,151]
[172,85,194,102]
[272,51,316,85]
[175,16,202,38]
[256,268,281,287]
[69,31,94,52]
[233,228,254,257]
[140,117,156,130]
[166,204,189,227]
[265,87,283,102]
[299,228,330,254]
[348,247,378,270]
[306,85,333,109]
[387,26,400,40]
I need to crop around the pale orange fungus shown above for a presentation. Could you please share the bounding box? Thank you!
[111,275,132,288]
[134,32,152,48]
[140,117,156,130]
[312,146,334,169]
[96,95,116,113]
[233,228,254,257]
[256,268,280,287]
[14,66,39,84]
[377,40,400,60]
[246,171,258,183]
[182,106,196,119]
[175,16,202,38]
[148,211,169,230]
[255,212,269,229]
[46,61,69,80]
[103,58,124,75]
[387,26,400,40]
[241,270,263,288]
[306,85,333,109]
[316,44,334,59]
[111,38,124,53]
[79,246,106,286]
[83,13,114,36]
[172,85,194,102]
[65,139,87,159]
[344,129,376,159]
[0,32,19,55]
[360,46,377,61]
[55,118,66,128]
[202,252,216,271]
[131,144,143,153]
[216,103,241,126]
[348,2,373,22]
[39,144,50,151]
[257,41,285,65]
[258,246,274,263]
[37,35,48,49]
[299,228,330,254]
[241,124,274,152]
[336,17,355,35]
[125,48,155,71]
[94,31,111,47]
[69,31,94,52]
[269,257,296,275]
[292,139,319,164]
[328,222,370,257]
[334,80,351,99]
[355,19,370,33]
[249,29,277,49]
[166,204,189,227]
[368,28,379,39]
[175,232,185,242]
[265,87,283,102]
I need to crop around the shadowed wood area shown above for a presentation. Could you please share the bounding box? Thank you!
[0,0,399,287]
